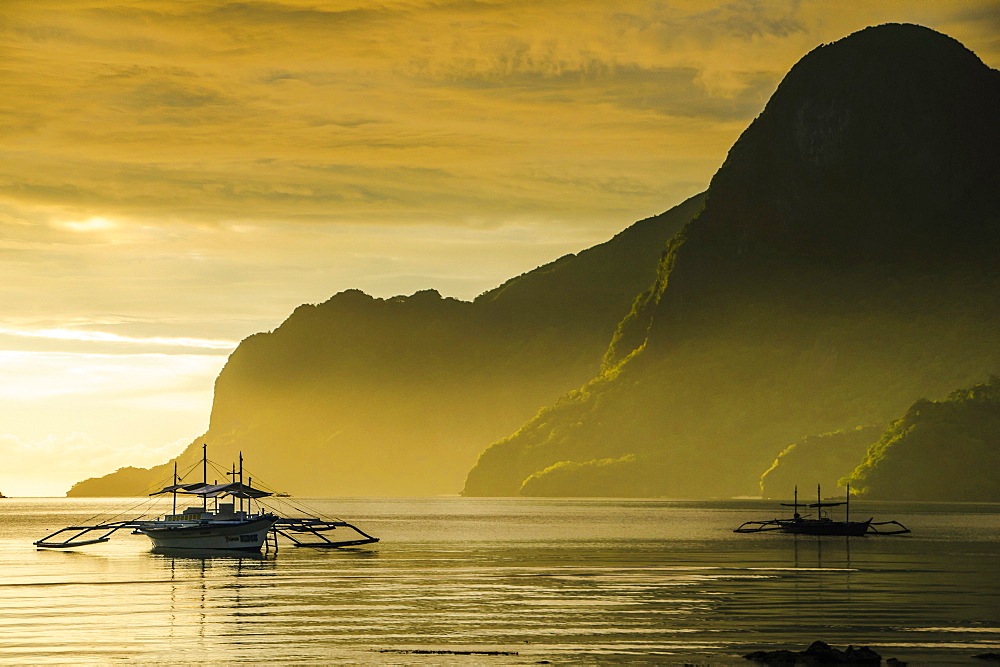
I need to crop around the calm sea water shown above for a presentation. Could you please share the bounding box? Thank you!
[0,497,997,664]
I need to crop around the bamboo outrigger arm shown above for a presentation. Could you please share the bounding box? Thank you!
[866,520,911,535]
[33,521,142,548]
[272,518,380,548]
[35,518,380,550]
[733,520,788,533]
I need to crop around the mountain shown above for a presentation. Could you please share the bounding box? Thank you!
[843,376,1000,501]
[463,24,1000,499]
[67,193,705,497]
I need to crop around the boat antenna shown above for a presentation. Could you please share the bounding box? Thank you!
[817,483,822,519]
[794,485,798,518]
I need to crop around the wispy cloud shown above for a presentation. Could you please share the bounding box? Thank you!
[0,327,237,350]
[3,0,995,232]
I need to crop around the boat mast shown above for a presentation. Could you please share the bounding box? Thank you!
[172,461,178,516]
[239,452,244,515]
[817,484,822,519]
[793,485,798,518]
[202,443,208,511]
[846,483,850,523]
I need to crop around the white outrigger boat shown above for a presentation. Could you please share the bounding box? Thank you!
[34,446,379,553]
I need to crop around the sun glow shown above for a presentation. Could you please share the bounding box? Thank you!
[0,433,192,497]
[0,348,227,495]
[58,216,117,232]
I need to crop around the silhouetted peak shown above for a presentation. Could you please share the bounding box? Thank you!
[765,22,997,174]
[304,288,460,318]
[677,22,999,275]
[807,23,982,76]
[323,289,377,307]
[390,288,446,305]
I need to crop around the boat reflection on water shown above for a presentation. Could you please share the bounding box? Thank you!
[151,546,270,561]
[790,532,854,571]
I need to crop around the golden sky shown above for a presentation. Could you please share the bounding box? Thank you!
[1,0,998,495]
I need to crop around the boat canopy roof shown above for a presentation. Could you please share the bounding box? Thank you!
[150,481,272,499]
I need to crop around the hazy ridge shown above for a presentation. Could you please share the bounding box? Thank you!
[760,426,881,500]
[68,194,704,496]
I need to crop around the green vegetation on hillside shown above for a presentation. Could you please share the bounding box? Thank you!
[843,376,1000,501]
[519,455,646,497]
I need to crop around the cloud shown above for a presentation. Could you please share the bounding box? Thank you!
[0,350,226,400]
[0,1,787,229]
[3,1,996,315]
[4,0,994,234]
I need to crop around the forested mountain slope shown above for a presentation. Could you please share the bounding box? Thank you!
[463,24,1000,500]
[844,376,1000,501]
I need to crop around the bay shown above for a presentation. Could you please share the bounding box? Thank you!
[0,497,998,664]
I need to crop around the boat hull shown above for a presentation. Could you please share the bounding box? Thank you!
[136,515,277,551]
[779,519,871,536]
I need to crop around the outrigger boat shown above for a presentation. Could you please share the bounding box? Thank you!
[34,445,379,553]
[734,484,910,536]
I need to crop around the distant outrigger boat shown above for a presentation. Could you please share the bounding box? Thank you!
[734,484,910,536]
[34,445,379,553]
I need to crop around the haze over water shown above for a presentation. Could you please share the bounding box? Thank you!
[1,498,997,664]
